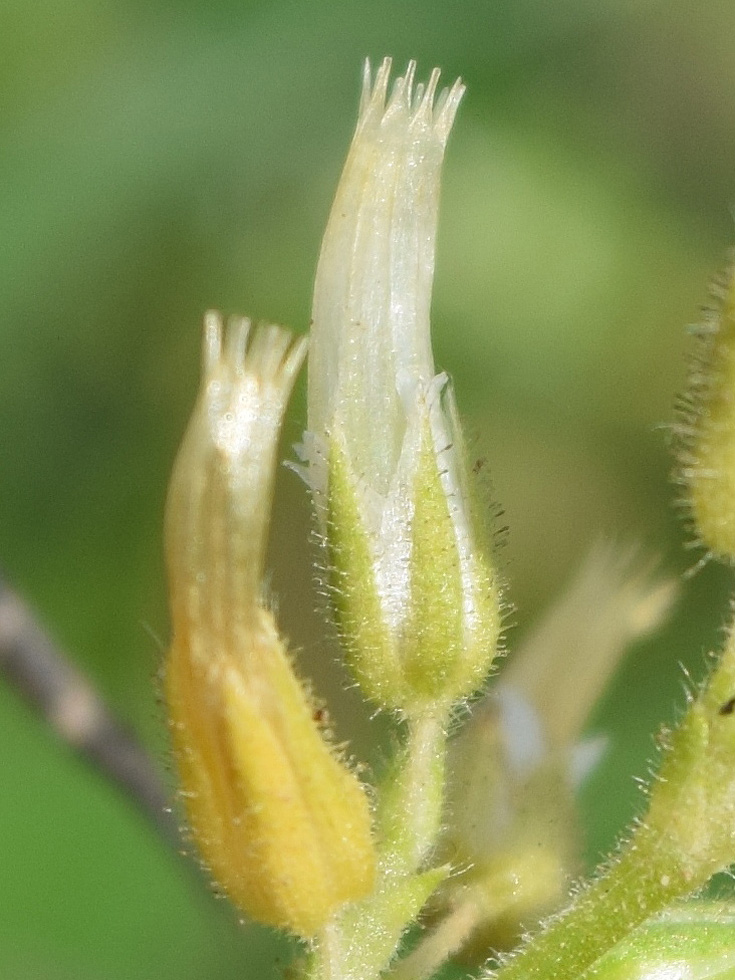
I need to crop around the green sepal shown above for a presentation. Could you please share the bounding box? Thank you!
[401,422,465,700]
[404,416,499,709]
[326,417,499,714]
[326,434,403,707]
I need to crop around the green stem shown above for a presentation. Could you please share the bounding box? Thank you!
[309,922,343,980]
[492,832,689,980]
[305,714,450,980]
[379,713,447,873]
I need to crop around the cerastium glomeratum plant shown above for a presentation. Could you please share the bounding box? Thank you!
[163,58,735,980]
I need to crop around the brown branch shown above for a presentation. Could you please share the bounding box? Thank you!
[0,572,180,850]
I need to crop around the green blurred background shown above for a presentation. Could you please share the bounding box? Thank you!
[2,1,735,977]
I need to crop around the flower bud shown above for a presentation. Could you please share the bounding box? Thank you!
[304,58,501,715]
[438,688,578,959]
[677,257,735,561]
[502,541,677,753]
[491,604,735,980]
[165,314,375,937]
[431,543,676,961]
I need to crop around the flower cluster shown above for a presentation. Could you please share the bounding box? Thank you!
[162,59,735,980]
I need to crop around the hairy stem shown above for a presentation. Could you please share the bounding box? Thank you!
[379,713,447,873]
[491,833,694,980]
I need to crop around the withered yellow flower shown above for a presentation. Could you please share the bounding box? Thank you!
[165,313,375,937]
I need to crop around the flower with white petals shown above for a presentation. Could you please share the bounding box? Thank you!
[304,59,500,715]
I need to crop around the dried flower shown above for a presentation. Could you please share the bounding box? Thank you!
[165,314,375,937]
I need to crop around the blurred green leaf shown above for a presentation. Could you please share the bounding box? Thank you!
[2,1,735,975]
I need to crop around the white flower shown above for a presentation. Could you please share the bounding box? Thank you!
[303,59,499,715]
[307,57,463,502]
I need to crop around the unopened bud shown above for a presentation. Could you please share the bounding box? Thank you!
[432,542,676,960]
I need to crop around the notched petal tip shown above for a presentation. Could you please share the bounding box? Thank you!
[195,316,307,464]
[223,314,251,372]
[202,309,225,373]
[434,76,466,145]
[200,312,307,394]
[357,57,464,145]
[167,314,307,608]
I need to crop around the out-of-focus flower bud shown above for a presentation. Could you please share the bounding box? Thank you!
[502,541,677,754]
[482,601,735,980]
[165,314,375,938]
[677,258,735,562]
[430,543,676,961]
[303,58,501,716]
[436,688,578,960]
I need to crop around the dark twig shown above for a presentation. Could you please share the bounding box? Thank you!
[0,572,180,849]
